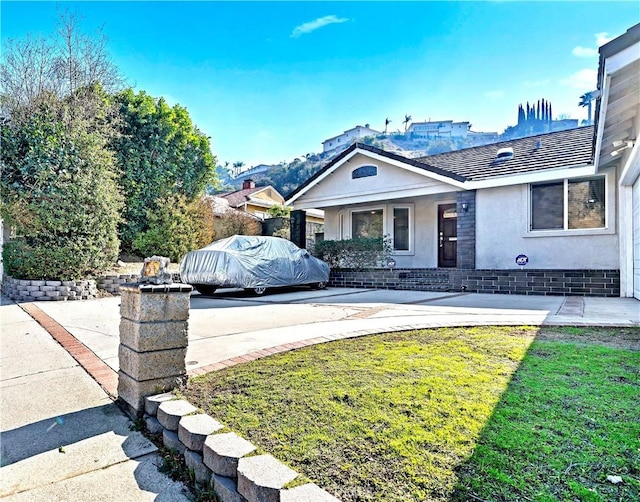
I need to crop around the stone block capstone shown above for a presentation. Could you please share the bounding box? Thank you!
[237,454,297,502]
[178,414,224,452]
[157,399,197,431]
[203,432,256,478]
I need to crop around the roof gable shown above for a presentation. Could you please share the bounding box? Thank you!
[287,142,466,203]
[220,185,284,208]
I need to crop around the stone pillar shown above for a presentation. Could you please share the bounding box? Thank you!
[117,283,193,417]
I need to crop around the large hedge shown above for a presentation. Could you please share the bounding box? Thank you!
[132,194,215,262]
[114,89,217,253]
[1,105,122,280]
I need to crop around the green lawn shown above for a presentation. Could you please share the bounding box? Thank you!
[183,326,640,501]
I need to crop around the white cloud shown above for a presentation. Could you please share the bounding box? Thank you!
[572,46,598,58]
[595,32,614,46]
[572,31,615,58]
[484,90,504,100]
[559,68,597,90]
[291,15,349,38]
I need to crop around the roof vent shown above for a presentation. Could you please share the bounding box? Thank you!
[495,147,514,161]
[535,140,542,149]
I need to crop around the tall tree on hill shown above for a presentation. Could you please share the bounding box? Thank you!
[403,114,412,133]
[517,104,526,126]
[579,91,595,125]
[233,161,245,178]
[384,117,391,134]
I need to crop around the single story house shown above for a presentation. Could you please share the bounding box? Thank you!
[288,24,638,299]
[287,124,626,297]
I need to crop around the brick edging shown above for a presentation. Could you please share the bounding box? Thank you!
[187,337,335,376]
[19,303,118,397]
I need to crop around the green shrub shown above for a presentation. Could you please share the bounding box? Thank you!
[313,236,392,270]
[1,105,122,280]
[132,194,215,262]
[213,211,262,240]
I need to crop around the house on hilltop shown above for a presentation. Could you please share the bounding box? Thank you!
[406,120,471,140]
[322,124,380,154]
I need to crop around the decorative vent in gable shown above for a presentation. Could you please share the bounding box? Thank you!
[352,165,378,179]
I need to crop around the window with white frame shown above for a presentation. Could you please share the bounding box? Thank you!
[352,209,383,238]
[530,176,606,231]
[350,205,413,253]
[393,207,410,251]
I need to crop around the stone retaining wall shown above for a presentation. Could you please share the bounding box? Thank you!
[2,276,99,302]
[144,393,340,502]
[96,274,141,295]
[2,273,181,301]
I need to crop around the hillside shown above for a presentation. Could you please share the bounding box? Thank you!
[213,124,574,199]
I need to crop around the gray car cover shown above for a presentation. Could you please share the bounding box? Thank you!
[179,235,329,289]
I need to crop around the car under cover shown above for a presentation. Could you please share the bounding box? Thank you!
[179,235,330,291]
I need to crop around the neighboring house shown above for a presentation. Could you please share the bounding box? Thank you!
[322,124,380,154]
[593,23,640,299]
[287,125,626,297]
[232,163,273,180]
[407,120,470,139]
[219,179,286,220]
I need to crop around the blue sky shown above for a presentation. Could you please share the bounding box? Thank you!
[2,2,638,168]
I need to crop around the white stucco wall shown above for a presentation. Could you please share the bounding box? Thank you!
[476,182,619,269]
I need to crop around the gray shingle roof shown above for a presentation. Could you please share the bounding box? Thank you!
[287,126,595,202]
[415,126,594,181]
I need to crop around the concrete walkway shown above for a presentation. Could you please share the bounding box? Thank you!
[2,288,638,500]
[27,288,640,377]
[0,295,191,501]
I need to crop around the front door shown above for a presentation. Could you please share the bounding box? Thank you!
[438,203,457,268]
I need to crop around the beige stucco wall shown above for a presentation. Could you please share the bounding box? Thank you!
[476,181,619,269]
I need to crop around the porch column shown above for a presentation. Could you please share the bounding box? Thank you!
[290,210,307,249]
[457,191,476,269]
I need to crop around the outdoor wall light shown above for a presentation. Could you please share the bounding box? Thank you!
[611,139,635,156]
[461,203,469,212]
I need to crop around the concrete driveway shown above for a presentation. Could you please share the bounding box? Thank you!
[31,287,640,376]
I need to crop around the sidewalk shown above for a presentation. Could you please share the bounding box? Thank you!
[0,295,191,501]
